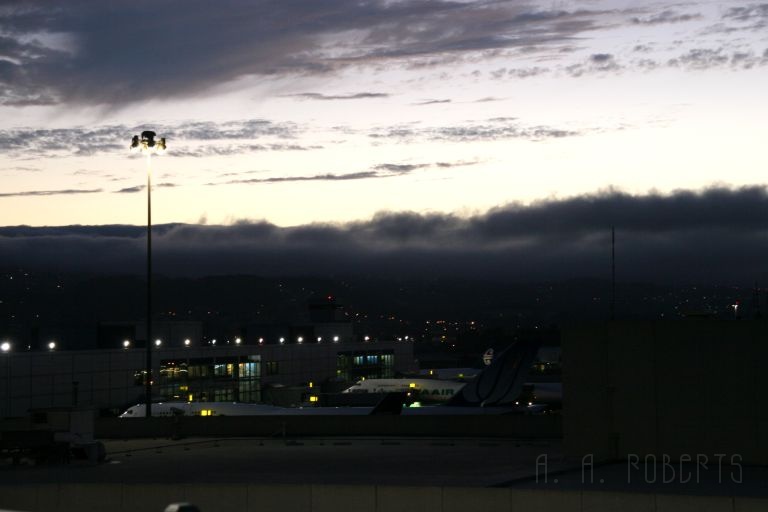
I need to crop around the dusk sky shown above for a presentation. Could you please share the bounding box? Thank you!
[1,0,765,229]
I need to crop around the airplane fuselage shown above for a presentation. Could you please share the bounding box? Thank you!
[342,378,465,403]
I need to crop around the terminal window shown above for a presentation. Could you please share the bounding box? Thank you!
[337,349,395,380]
[157,356,262,403]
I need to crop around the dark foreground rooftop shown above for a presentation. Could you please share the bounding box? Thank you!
[2,437,561,487]
[2,437,768,512]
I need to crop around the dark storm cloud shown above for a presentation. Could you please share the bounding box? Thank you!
[0,1,613,106]
[4,186,768,284]
[287,92,389,101]
[0,188,101,197]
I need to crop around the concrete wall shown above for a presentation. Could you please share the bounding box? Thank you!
[562,320,768,464]
[1,484,765,512]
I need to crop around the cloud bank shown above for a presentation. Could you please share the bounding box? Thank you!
[2,186,768,284]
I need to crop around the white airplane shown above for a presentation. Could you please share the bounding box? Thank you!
[119,397,545,417]
[341,378,466,403]
[119,401,374,417]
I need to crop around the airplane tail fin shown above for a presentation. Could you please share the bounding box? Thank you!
[446,339,540,407]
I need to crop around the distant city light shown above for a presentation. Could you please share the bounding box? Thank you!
[155,339,162,347]
[332,335,339,342]
[364,336,370,342]
[123,340,131,348]
[235,337,242,345]
[47,341,56,350]
[184,339,191,346]
[0,342,10,352]
[211,339,217,346]
[258,337,264,344]
[297,336,303,343]
[404,336,409,340]
[279,337,285,344]
[317,336,322,342]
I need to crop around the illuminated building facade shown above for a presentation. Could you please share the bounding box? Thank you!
[0,340,415,418]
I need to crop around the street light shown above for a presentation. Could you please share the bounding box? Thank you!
[131,129,166,418]
[0,342,9,352]
[47,341,56,351]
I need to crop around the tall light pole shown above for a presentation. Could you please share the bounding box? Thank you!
[130,130,166,417]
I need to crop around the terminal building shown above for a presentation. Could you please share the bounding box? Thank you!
[0,339,416,418]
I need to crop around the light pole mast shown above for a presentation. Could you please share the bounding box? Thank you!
[131,131,166,418]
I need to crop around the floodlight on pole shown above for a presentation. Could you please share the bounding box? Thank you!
[131,130,166,418]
